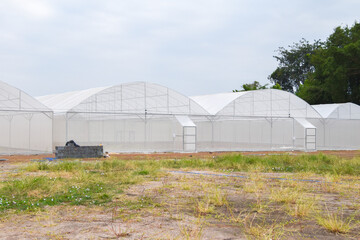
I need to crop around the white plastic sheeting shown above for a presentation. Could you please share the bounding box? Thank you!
[191,89,320,151]
[309,103,360,149]
[37,86,322,152]
[191,89,321,118]
[37,87,108,114]
[0,81,53,154]
[38,82,208,152]
[4,79,360,153]
[312,103,360,119]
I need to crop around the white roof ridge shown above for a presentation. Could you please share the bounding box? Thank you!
[190,91,249,115]
[312,102,360,119]
[37,86,110,113]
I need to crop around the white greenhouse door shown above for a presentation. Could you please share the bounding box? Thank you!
[305,128,316,151]
[183,126,196,152]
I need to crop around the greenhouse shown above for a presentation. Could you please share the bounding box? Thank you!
[309,103,360,150]
[191,89,320,151]
[3,79,360,154]
[0,81,53,154]
[37,82,209,152]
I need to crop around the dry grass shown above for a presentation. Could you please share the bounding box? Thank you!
[287,198,317,218]
[316,207,354,234]
[1,153,360,239]
[270,185,302,204]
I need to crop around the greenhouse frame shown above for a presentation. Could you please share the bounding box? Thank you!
[309,103,360,150]
[191,89,319,152]
[37,82,209,153]
[2,80,359,154]
[37,86,322,153]
[0,81,53,154]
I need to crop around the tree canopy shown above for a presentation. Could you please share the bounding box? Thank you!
[269,39,322,93]
[233,81,281,92]
[269,21,360,105]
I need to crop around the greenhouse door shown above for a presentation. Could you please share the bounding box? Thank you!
[175,116,197,152]
[305,128,316,151]
[183,126,196,152]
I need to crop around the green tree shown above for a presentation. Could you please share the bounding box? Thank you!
[270,21,360,104]
[269,39,323,93]
[233,81,282,92]
[301,22,360,104]
[271,83,282,90]
[233,81,268,92]
[296,79,332,104]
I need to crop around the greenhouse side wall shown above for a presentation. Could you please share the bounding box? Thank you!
[194,116,308,151]
[54,113,187,152]
[308,118,360,150]
[0,111,53,154]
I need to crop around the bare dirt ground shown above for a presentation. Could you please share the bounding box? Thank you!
[0,171,359,239]
[0,151,359,239]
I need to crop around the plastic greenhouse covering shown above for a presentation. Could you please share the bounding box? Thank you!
[309,103,360,150]
[0,81,53,154]
[191,89,319,151]
[37,82,208,152]
[37,86,321,153]
[2,79,359,154]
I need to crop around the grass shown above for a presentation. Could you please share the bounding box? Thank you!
[0,159,161,213]
[161,153,360,176]
[178,217,204,240]
[2,153,358,213]
[1,153,360,239]
[194,199,215,216]
[270,185,302,204]
[316,207,355,234]
[287,198,317,218]
[245,223,285,240]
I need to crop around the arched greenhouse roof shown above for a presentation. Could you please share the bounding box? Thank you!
[37,82,209,115]
[191,89,322,118]
[312,103,360,119]
[0,81,52,112]
[37,86,109,113]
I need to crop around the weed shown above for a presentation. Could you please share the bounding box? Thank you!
[316,207,354,233]
[225,202,251,224]
[206,186,227,207]
[178,217,204,240]
[287,197,317,218]
[108,206,132,238]
[270,185,301,204]
[45,232,65,240]
[244,213,285,239]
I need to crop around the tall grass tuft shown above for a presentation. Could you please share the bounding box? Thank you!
[316,208,354,233]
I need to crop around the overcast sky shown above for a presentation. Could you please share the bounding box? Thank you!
[0,0,359,97]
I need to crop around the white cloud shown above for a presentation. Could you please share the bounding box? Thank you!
[0,0,359,96]
[3,0,55,19]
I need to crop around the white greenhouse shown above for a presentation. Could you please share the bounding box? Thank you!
[3,79,359,154]
[37,82,209,152]
[0,81,53,154]
[309,103,360,150]
[191,89,320,151]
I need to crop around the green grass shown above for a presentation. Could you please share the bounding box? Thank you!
[1,153,359,214]
[160,153,360,176]
[0,159,161,213]
[316,208,354,233]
